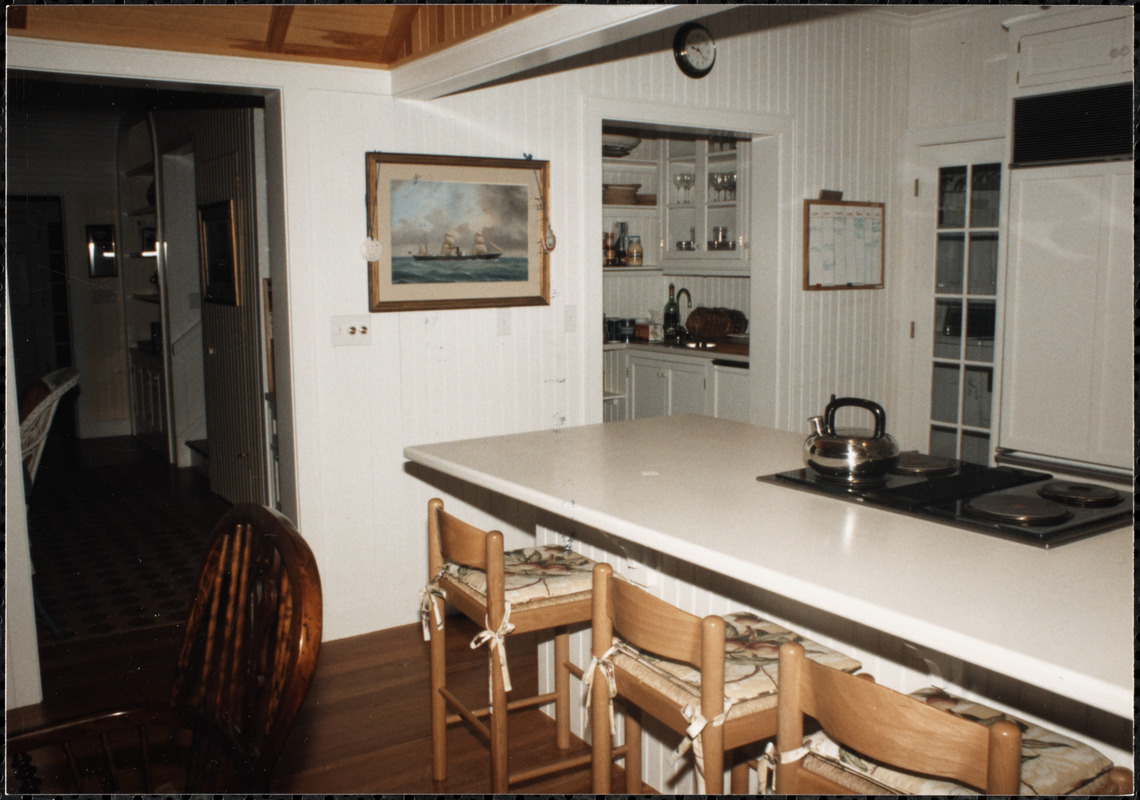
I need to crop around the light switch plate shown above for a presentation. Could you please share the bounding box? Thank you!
[331,315,372,346]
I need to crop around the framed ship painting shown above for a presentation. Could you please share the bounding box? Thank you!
[366,152,551,311]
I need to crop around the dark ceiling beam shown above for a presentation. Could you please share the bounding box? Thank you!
[380,6,417,65]
[266,6,294,53]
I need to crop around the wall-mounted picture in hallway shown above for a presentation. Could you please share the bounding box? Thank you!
[198,199,239,305]
[86,224,118,277]
[366,152,550,311]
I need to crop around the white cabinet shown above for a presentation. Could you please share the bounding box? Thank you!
[603,347,628,423]
[1012,9,1132,91]
[603,135,660,270]
[712,361,750,423]
[629,353,709,420]
[602,130,749,276]
[662,137,750,275]
[997,161,1132,471]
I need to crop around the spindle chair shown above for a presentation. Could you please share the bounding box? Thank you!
[7,503,323,793]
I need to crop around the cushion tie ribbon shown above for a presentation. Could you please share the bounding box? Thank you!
[470,601,515,699]
[755,740,810,794]
[581,642,622,734]
[417,566,448,640]
[672,699,734,793]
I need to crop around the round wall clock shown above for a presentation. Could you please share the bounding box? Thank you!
[673,23,716,79]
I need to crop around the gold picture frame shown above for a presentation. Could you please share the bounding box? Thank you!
[198,199,239,305]
[366,152,551,312]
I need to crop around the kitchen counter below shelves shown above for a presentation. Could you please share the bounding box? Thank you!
[604,339,749,361]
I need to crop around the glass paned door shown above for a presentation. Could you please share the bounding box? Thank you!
[928,162,1001,462]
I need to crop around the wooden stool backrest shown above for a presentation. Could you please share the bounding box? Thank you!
[592,562,726,719]
[427,497,506,627]
[776,641,1021,795]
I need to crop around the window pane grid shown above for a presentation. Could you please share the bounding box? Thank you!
[928,163,1001,462]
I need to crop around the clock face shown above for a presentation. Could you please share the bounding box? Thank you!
[674,23,716,78]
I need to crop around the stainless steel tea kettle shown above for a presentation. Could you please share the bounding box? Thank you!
[804,396,900,483]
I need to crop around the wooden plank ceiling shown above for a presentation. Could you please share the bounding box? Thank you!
[7,5,552,70]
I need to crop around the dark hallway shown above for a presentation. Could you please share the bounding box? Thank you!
[26,431,231,646]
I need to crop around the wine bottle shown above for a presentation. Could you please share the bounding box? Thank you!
[664,283,680,343]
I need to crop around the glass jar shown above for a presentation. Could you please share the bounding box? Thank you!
[626,235,643,266]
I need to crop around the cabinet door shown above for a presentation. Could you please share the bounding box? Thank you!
[669,361,709,416]
[713,364,750,422]
[1015,15,1132,89]
[630,357,669,419]
[662,138,749,275]
[998,161,1131,470]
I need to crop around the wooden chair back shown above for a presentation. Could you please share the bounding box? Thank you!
[776,641,1021,795]
[427,497,506,628]
[171,503,324,791]
[8,504,322,794]
[592,561,727,727]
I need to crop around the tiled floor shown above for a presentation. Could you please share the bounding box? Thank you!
[26,435,232,642]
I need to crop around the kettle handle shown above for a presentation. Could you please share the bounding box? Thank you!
[824,396,888,439]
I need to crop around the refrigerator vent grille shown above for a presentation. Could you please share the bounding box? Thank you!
[1011,83,1133,167]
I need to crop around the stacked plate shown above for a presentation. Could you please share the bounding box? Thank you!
[602,133,641,158]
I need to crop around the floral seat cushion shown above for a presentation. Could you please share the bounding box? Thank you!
[798,687,1117,796]
[444,545,594,605]
[613,612,861,713]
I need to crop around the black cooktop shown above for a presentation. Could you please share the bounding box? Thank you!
[759,456,1132,548]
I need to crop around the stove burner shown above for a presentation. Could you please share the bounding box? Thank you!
[892,452,958,476]
[1037,481,1123,508]
[965,494,1074,526]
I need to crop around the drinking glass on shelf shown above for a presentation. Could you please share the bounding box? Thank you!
[725,172,737,202]
[679,173,694,203]
[709,173,720,202]
[672,173,685,204]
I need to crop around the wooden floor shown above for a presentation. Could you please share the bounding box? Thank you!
[11,432,644,793]
[11,614,644,794]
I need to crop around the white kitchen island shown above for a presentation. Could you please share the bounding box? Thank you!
[405,415,1133,779]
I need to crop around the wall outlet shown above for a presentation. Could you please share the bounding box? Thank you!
[331,315,372,346]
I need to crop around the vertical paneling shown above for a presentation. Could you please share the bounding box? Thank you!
[372,6,910,644]
[193,108,268,505]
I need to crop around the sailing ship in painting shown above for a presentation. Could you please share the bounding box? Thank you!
[413,231,502,261]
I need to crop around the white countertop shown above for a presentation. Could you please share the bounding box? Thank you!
[604,341,749,363]
[404,415,1133,718]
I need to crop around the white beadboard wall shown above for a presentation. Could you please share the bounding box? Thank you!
[603,273,749,327]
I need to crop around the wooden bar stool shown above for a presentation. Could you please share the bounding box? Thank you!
[422,498,597,792]
[586,561,862,794]
[769,640,1133,795]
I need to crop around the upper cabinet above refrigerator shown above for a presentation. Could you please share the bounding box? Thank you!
[1009,6,1133,93]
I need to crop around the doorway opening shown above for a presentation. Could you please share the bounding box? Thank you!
[8,72,290,650]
